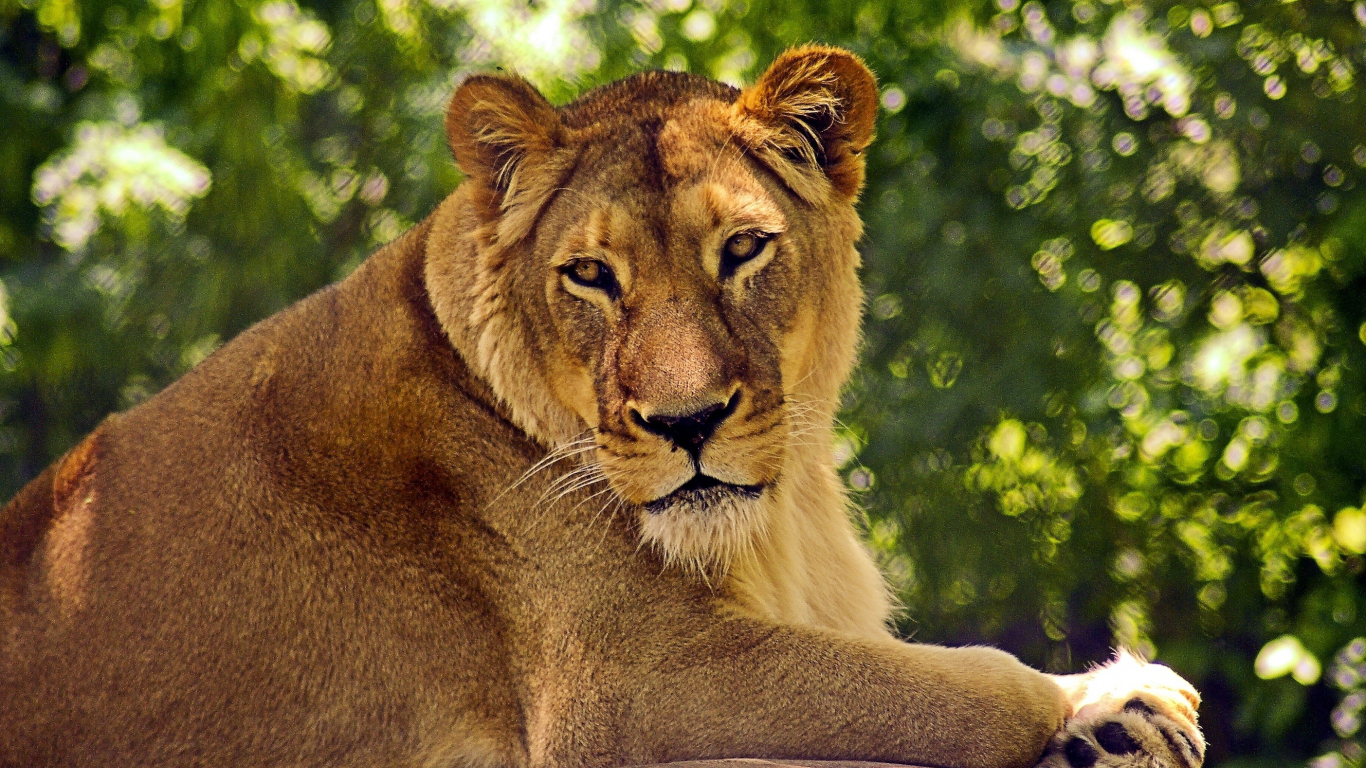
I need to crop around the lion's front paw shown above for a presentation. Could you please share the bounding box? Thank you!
[1037,652,1204,768]
[1035,699,1203,768]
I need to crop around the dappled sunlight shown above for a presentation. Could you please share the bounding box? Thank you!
[954,5,1195,117]
[1186,323,1266,397]
[948,0,1363,664]
[1314,639,1366,768]
[31,122,211,251]
[438,0,600,87]
[244,0,334,93]
[1096,12,1193,118]
[377,0,599,87]
[1257,634,1323,685]
[966,419,1082,559]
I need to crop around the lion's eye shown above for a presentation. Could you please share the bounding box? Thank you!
[721,232,770,275]
[564,259,617,293]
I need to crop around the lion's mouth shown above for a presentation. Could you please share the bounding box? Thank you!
[643,474,765,514]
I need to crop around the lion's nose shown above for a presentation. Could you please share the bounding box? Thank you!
[633,392,739,453]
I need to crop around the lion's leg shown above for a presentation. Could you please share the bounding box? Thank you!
[589,617,1069,768]
[1036,652,1204,768]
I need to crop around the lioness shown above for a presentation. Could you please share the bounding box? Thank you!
[1,46,1202,768]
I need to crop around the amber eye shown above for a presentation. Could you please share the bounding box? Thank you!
[721,232,770,276]
[564,259,617,293]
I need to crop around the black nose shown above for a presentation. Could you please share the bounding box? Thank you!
[634,393,739,453]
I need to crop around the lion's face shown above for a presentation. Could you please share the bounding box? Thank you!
[435,48,878,568]
[538,129,810,564]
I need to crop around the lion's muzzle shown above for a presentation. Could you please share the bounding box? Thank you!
[632,390,740,455]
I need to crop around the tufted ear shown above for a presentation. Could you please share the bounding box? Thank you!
[733,45,879,200]
[446,73,563,199]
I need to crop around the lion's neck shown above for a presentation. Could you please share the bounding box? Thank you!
[724,433,894,640]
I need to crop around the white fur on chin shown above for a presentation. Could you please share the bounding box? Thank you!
[639,487,771,575]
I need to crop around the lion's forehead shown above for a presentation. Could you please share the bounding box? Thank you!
[554,111,786,257]
[564,91,759,190]
[568,182,782,245]
[653,101,744,181]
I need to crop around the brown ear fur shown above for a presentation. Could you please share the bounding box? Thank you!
[733,45,878,200]
[446,74,563,198]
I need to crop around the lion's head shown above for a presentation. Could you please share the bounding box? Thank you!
[427,46,878,571]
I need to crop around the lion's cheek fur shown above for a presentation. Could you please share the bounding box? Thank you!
[721,296,893,638]
[426,191,587,448]
[723,442,895,639]
[710,200,883,635]
[596,445,692,506]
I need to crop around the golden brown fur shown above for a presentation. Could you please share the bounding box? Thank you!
[1,46,1201,768]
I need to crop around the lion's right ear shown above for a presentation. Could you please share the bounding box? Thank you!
[733,45,878,202]
[446,74,563,199]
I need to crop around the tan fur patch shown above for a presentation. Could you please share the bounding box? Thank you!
[656,101,736,181]
[45,430,102,616]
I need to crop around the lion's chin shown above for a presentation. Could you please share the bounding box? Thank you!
[638,480,769,572]
[642,475,764,515]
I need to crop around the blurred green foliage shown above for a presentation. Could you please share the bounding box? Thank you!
[2,0,1366,763]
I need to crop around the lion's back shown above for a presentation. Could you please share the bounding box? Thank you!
[0,220,535,766]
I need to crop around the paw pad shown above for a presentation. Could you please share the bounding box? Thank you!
[1122,698,1155,716]
[1093,722,1139,755]
[1063,737,1099,768]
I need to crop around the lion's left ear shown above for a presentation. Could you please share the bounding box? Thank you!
[733,45,878,200]
[446,73,564,201]
[446,72,576,242]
